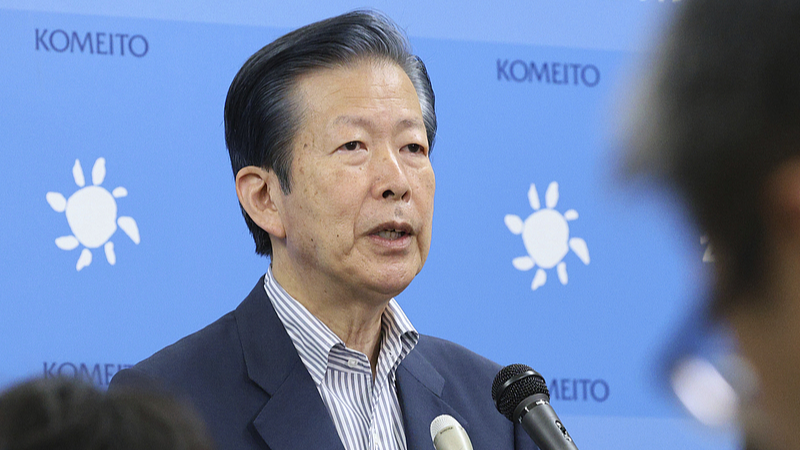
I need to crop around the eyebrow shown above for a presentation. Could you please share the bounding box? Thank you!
[332,115,425,133]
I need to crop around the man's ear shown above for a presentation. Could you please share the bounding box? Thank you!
[235,166,286,239]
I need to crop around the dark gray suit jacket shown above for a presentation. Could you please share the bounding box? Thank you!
[110,278,537,450]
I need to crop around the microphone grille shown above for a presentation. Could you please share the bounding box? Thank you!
[491,364,549,421]
[429,414,461,442]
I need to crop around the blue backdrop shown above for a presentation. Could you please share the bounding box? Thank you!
[0,1,734,449]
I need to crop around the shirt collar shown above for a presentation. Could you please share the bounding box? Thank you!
[264,266,419,386]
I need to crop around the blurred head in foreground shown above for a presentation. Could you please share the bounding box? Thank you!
[627,0,800,448]
[0,377,212,450]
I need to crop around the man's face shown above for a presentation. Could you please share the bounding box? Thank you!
[273,59,435,303]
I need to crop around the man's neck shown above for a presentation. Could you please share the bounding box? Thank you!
[271,263,388,375]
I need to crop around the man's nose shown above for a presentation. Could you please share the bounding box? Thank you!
[371,146,411,201]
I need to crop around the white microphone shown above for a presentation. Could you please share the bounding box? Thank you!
[429,414,474,450]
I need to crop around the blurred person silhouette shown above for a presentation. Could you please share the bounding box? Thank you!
[0,377,212,450]
[627,0,800,449]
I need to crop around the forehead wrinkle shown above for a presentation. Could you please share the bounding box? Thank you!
[333,115,374,129]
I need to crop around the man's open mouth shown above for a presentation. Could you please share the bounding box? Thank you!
[376,229,408,240]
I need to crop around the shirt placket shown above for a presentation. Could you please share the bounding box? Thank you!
[369,375,384,450]
[342,349,374,450]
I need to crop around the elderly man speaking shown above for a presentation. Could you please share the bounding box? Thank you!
[111,10,535,450]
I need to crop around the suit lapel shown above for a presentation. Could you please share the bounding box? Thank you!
[234,278,345,450]
[233,279,467,450]
[252,360,345,450]
[396,345,468,450]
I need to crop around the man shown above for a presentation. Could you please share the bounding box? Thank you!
[111,11,535,450]
[627,1,800,449]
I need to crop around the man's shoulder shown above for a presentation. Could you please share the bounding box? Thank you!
[109,280,277,450]
[140,312,240,377]
[113,278,270,390]
[111,310,244,393]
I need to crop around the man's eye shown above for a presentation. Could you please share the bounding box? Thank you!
[406,143,425,154]
[341,141,362,151]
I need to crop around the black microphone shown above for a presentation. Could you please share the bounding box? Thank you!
[492,364,578,450]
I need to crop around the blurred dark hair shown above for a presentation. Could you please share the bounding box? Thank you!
[224,10,437,256]
[627,0,800,313]
[0,377,212,450]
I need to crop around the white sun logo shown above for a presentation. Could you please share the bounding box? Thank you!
[46,158,140,271]
[504,182,590,291]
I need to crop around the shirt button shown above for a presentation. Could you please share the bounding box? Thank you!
[347,358,358,368]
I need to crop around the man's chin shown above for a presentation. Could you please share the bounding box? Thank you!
[371,280,413,299]
[363,271,417,300]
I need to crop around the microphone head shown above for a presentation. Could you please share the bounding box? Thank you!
[430,414,473,450]
[429,414,461,442]
[492,364,550,421]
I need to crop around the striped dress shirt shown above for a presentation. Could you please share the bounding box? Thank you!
[264,267,419,450]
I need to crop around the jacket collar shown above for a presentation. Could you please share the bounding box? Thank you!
[234,277,344,450]
[234,277,463,450]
